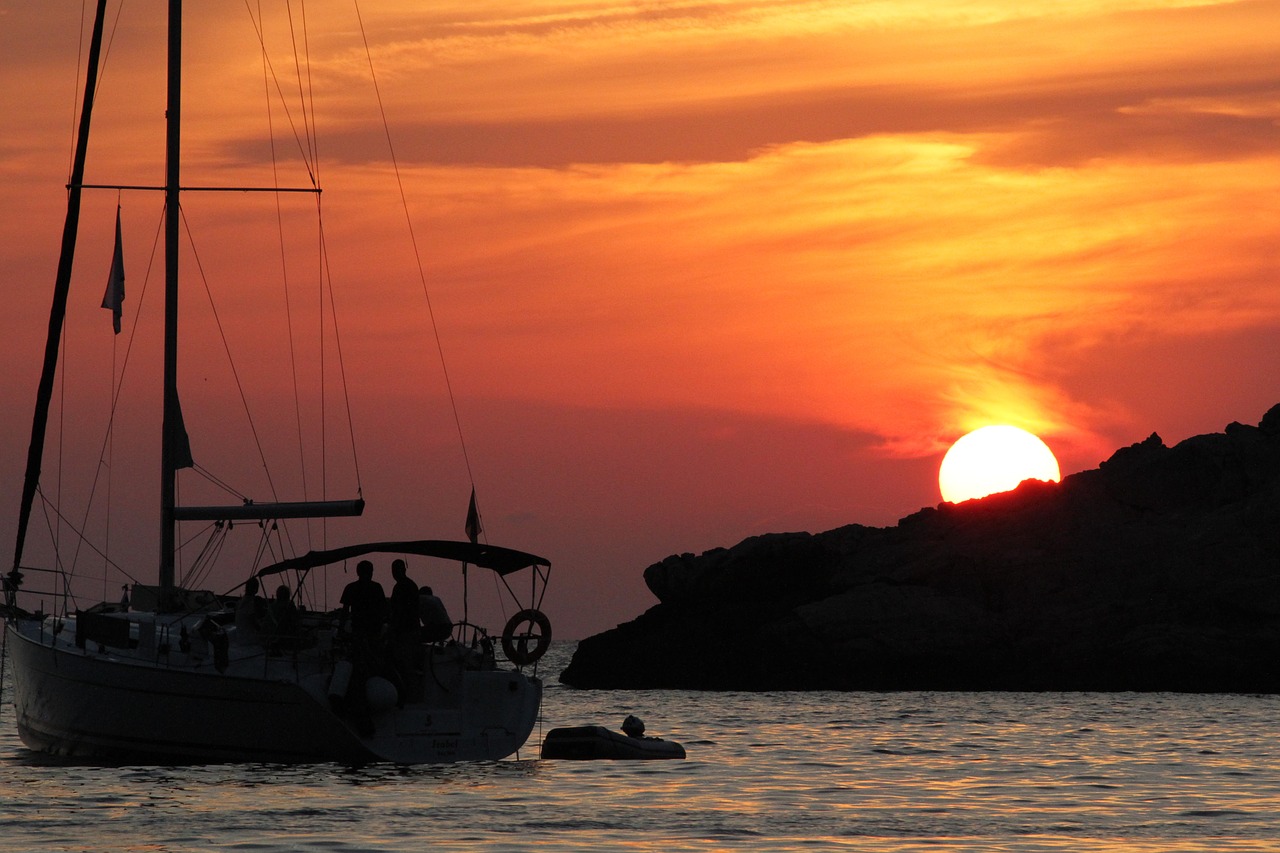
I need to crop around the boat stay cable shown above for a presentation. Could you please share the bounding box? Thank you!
[246,1,365,612]
[257,2,315,559]
[351,0,481,515]
[178,207,299,559]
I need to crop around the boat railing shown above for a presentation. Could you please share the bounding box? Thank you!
[256,617,324,672]
[3,564,79,620]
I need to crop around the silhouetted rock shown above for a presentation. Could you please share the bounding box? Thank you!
[561,404,1280,692]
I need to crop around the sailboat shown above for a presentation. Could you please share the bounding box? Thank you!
[1,2,552,763]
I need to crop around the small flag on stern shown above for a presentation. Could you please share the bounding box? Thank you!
[465,488,481,544]
[101,206,125,333]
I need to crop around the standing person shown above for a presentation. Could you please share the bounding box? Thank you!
[337,560,388,734]
[339,560,386,642]
[388,559,420,636]
[388,559,421,695]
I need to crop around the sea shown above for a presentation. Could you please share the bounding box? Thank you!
[2,641,1279,852]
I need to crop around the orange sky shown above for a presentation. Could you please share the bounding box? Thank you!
[1,1,1278,638]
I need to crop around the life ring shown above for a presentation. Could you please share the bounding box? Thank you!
[501,608,552,666]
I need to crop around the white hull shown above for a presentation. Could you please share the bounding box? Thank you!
[5,617,541,764]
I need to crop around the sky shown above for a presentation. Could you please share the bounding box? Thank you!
[1,0,1277,639]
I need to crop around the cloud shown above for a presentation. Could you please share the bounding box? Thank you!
[295,123,1268,471]
[197,0,1280,175]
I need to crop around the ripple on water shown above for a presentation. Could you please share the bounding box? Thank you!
[4,649,1280,851]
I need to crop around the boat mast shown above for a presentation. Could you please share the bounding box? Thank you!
[11,0,111,578]
[159,0,182,606]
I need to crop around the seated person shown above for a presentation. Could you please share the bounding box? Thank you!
[233,577,267,646]
[267,584,302,649]
[418,585,453,643]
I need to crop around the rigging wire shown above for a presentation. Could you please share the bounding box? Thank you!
[60,204,164,601]
[31,3,357,608]
[240,0,365,613]
[316,217,363,493]
[189,464,250,502]
[178,207,295,554]
[69,0,126,177]
[35,489,70,613]
[285,0,319,187]
[180,523,231,593]
[253,0,313,557]
[41,4,396,610]
[351,0,479,499]
[68,1,86,178]
[100,200,120,603]
[241,1,318,187]
[293,0,336,611]
[176,520,221,558]
[42,195,159,609]
[34,487,141,590]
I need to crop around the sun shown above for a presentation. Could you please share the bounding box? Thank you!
[938,425,1061,504]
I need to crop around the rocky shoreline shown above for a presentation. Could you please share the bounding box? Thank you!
[560,404,1280,692]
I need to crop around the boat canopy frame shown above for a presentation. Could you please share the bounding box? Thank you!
[256,539,550,579]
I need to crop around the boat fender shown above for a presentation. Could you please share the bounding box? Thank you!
[365,676,398,713]
[501,608,552,666]
[328,659,353,701]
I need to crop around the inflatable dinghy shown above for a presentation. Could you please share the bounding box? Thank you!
[542,716,686,760]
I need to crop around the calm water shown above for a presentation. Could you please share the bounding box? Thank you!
[2,641,1279,852]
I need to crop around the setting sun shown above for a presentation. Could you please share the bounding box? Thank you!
[2,0,1278,641]
[938,425,1061,504]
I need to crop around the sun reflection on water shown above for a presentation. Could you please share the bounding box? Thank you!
[2,645,1279,851]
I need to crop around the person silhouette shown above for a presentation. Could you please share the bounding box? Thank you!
[339,560,386,641]
[388,559,422,695]
[267,584,301,650]
[419,585,453,643]
[389,559,420,636]
[234,576,267,646]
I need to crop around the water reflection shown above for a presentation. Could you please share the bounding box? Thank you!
[2,645,1279,851]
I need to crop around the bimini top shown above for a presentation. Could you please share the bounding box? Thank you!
[256,540,551,578]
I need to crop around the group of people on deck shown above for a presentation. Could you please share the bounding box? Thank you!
[233,576,300,650]
[233,558,452,659]
[233,559,454,733]
[338,558,453,646]
[338,559,455,719]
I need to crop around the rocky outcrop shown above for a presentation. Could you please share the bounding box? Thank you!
[561,404,1280,692]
